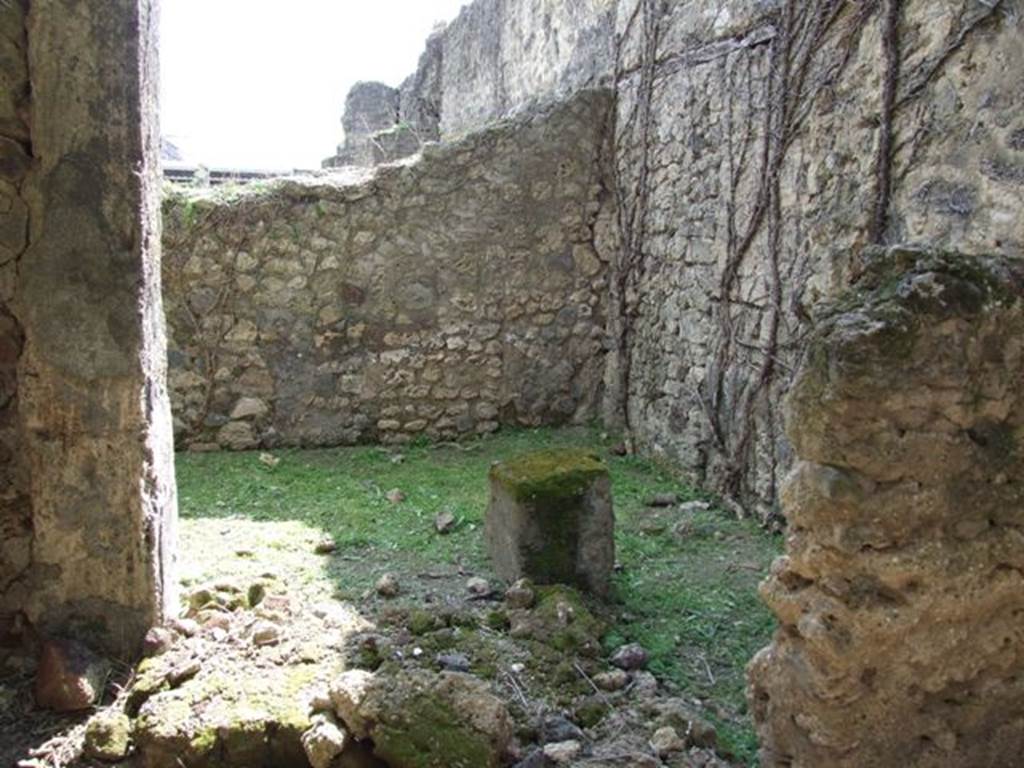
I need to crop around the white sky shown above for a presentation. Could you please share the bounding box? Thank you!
[159,0,469,171]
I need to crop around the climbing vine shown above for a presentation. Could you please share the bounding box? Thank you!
[609,0,664,441]
[609,0,1007,523]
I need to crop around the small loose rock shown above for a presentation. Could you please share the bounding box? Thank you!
[302,712,348,768]
[314,536,338,554]
[200,612,231,632]
[593,669,629,692]
[252,621,282,647]
[385,488,406,504]
[505,579,535,609]
[651,726,686,757]
[83,710,132,762]
[247,582,267,607]
[436,652,471,673]
[543,740,582,763]
[679,500,711,514]
[512,748,551,768]
[376,573,401,598]
[466,577,491,596]
[142,626,175,657]
[611,643,649,671]
[434,510,456,534]
[169,617,199,637]
[167,658,201,687]
[644,492,679,507]
[542,715,585,744]
[34,639,109,712]
[688,717,718,749]
[630,671,659,699]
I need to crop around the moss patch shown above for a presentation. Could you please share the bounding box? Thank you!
[490,449,607,502]
[372,698,497,768]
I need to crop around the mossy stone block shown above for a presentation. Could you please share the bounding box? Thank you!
[486,450,614,596]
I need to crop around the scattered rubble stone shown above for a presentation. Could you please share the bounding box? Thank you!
[199,611,231,631]
[688,717,718,749]
[375,573,400,598]
[168,617,197,638]
[678,500,711,515]
[302,712,348,768]
[166,658,201,687]
[331,668,512,768]
[593,669,629,692]
[630,672,659,699]
[512,748,552,768]
[142,627,175,657]
[436,652,471,673]
[644,492,678,507]
[34,639,109,712]
[247,582,267,607]
[651,726,685,757]
[385,488,406,504]
[252,621,282,647]
[314,536,338,554]
[83,710,132,762]
[508,586,604,656]
[542,715,585,744]
[466,577,491,596]
[504,578,536,609]
[610,643,648,671]
[543,740,582,763]
[434,510,457,534]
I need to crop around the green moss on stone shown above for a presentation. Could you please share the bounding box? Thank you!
[409,609,441,636]
[126,657,170,715]
[529,586,605,655]
[576,697,610,728]
[490,449,607,502]
[84,711,132,761]
[486,610,510,631]
[373,698,498,768]
[491,450,609,588]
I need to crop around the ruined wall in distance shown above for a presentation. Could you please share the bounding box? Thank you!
[397,0,616,140]
[164,90,614,451]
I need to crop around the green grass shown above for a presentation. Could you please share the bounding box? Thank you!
[176,426,780,763]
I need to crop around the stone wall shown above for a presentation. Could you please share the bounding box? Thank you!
[323,0,614,168]
[322,81,427,169]
[0,0,32,640]
[0,0,176,658]
[748,246,1024,767]
[612,0,1024,520]
[164,90,613,451]
[435,0,616,138]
